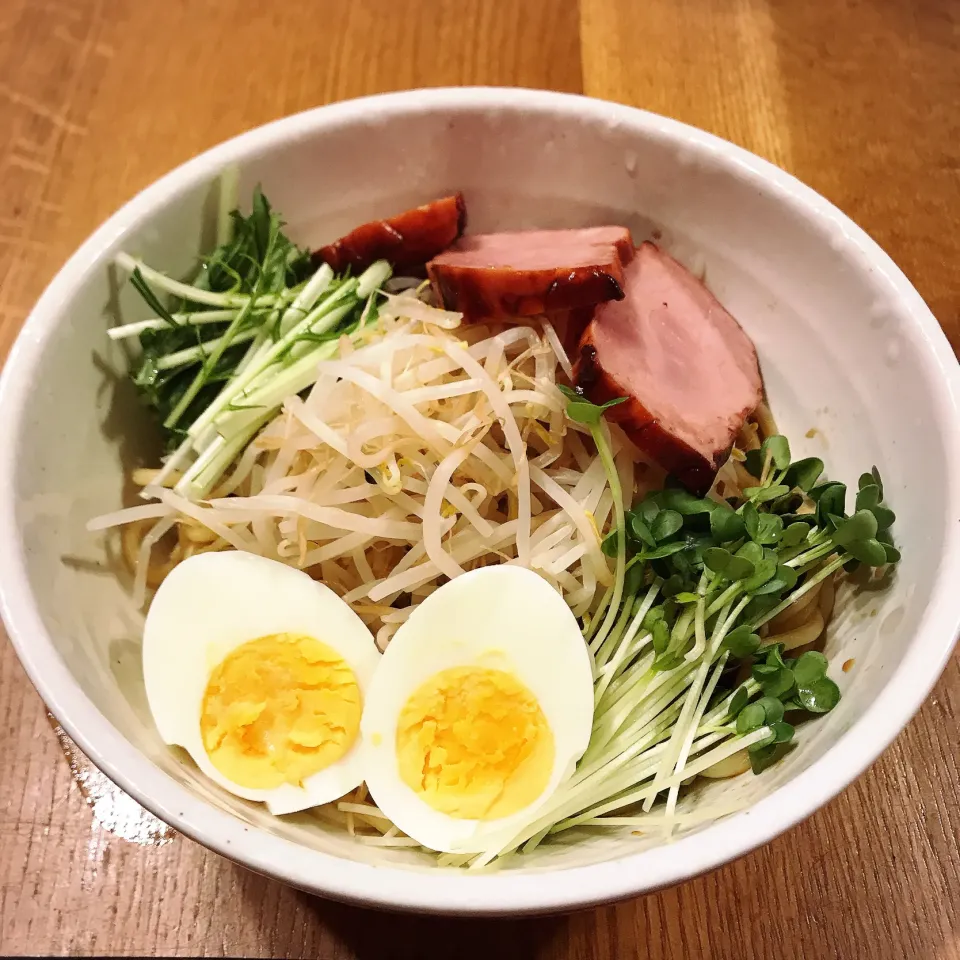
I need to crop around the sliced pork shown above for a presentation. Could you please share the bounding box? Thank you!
[313,194,466,274]
[575,243,762,495]
[427,227,634,319]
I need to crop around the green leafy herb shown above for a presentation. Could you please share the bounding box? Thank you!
[736,541,764,566]
[711,506,745,543]
[762,435,791,471]
[755,696,786,724]
[785,457,824,491]
[744,448,764,479]
[727,685,750,719]
[630,513,657,548]
[859,466,883,501]
[882,542,902,563]
[652,509,683,541]
[736,702,767,735]
[742,501,760,541]
[704,547,755,581]
[871,504,896,531]
[657,488,714,517]
[797,677,841,713]
[557,386,628,427]
[114,184,392,495]
[793,650,829,686]
[491,380,902,866]
[782,521,810,548]
[812,482,847,526]
[602,530,620,557]
[742,557,777,592]
[844,537,888,566]
[832,509,878,546]
[753,663,795,699]
[723,625,761,658]
[644,541,688,560]
[855,483,881,512]
[749,741,793,774]
[744,483,791,503]
[652,619,671,654]
[754,512,784,545]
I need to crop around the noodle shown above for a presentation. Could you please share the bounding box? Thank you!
[765,609,825,652]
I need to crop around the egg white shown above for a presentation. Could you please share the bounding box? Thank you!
[143,551,380,814]
[360,565,594,853]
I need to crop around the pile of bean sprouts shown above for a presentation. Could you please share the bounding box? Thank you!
[93,292,662,644]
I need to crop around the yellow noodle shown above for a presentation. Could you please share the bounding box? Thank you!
[754,400,779,439]
[737,419,761,452]
[132,467,182,489]
[180,521,219,545]
[769,578,824,633]
[819,574,837,622]
[766,608,825,652]
[733,460,757,491]
[701,749,751,779]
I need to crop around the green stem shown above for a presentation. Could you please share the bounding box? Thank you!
[594,590,638,668]
[185,282,359,443]
[116,253,287,309]
[178,411,274,500]
[706,582,743,618]
[784,540,836,569]
[173,336,345,499]
[155,327,259,371]
[584,583,614,642]
[164,292,260,429]
[751,553,847,630]
[107,308,258,339]
[587,420,626,655]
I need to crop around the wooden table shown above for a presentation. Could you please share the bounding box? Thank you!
[1,1,958,956]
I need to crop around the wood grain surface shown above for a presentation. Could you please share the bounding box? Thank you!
[1,1,958,957]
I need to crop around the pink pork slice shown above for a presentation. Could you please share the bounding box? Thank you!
[427,226,634,318]
[575,242,762,495]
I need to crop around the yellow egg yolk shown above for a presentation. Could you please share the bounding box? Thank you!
[200,633,361,790]
[396,666,554,820]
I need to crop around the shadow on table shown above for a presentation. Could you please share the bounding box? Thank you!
[302,895,564,960]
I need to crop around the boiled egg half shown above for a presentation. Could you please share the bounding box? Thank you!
[143,551,380,814]
[360,565,594,853]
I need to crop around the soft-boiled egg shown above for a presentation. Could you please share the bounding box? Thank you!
[143,551,380,815]
[360,565,593,853]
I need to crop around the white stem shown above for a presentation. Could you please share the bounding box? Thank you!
[115,253,287,309]
[357,259,392,299]
[278,263,334,335]
[155,327,259,371]
[216,165,240,246]
[107,308,249,339]
[185,283,358,441]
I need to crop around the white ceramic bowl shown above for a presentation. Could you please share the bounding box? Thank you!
[1,88,959,915]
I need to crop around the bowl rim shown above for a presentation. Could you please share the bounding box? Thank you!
[1,86,959,916]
